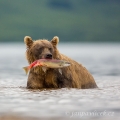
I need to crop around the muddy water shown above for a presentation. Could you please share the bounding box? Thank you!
[0,43,120,120]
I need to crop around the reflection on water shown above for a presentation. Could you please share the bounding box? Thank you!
[0,43,120,120]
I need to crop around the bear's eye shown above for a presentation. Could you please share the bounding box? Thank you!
[34,47,43,56]
[38,47,43,52]
[49,48,52,52]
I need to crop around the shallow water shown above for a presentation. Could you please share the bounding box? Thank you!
[0,43,120,120]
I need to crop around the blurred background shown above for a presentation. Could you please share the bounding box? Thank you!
[0,0,120,42]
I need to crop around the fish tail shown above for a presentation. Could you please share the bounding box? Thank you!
[23,66,29,75]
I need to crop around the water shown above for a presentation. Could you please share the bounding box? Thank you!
[0,43,120,120]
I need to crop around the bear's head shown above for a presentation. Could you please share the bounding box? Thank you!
[24,36,60,64]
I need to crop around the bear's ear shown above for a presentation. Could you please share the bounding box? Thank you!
[24,36,33,48]
[51,36,59,48]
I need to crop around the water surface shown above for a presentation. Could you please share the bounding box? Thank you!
[0,43,120,120]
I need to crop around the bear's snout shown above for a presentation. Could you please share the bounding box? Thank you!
[45,54,52,59]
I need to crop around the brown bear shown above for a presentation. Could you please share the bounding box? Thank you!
[24,36,98,89]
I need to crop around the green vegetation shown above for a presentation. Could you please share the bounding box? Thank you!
[0,0,120,42]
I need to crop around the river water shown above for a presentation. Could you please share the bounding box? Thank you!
[0,43,120,120]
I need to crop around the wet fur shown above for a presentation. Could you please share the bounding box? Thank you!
[24,36,98,89]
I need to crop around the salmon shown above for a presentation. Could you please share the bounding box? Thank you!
[23,59,70,75]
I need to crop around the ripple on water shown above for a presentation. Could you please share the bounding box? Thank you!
[0,43,120,119]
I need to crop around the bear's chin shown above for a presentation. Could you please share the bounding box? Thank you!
[41,56,53,59]
[45,57,53,59]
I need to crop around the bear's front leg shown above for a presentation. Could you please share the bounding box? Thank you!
[27,70,44,89]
